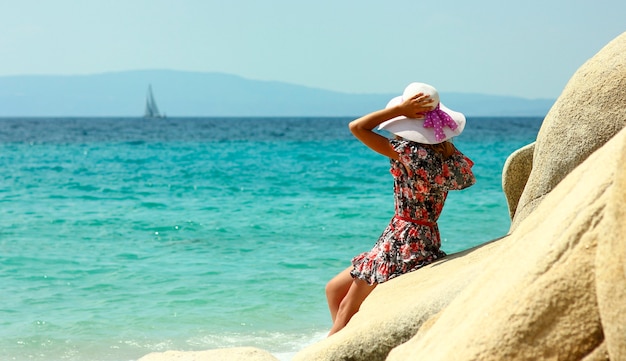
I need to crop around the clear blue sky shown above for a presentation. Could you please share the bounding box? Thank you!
[1,0,624,99]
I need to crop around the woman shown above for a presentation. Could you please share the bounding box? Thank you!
[326,82,476,336]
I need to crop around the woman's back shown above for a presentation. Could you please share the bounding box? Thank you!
[390,139,475,223]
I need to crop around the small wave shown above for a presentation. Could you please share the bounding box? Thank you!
[139,201,168,209]
[185,329,328,358]
[277,261,316,270]
[115,252,142,260]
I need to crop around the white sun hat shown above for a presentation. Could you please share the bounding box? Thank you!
[378,82,466,144]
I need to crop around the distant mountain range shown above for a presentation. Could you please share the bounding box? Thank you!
[0,70,555,117]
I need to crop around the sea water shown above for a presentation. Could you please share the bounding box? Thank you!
[0,116,542,361]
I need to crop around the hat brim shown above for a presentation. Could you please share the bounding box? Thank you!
[378,96,466,144]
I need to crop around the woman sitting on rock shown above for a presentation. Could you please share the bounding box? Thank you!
[326,82,476,336]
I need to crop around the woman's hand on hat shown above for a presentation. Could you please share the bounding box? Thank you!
[401,93,435,119]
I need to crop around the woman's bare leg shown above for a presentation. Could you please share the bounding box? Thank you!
[328,277,376,336]
[325,267,354,322]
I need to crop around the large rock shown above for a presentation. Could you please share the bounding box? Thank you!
[502,142,534,219]
[510,31,626,231]
[595,132,626,360]
[137,347,279,361]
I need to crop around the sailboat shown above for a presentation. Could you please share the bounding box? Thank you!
[144,85,166,119]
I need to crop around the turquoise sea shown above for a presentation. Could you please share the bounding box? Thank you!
[0,116,542,361]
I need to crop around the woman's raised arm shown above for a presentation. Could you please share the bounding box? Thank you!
[349,93,434,159]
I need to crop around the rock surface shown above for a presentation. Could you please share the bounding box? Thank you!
[502,142,534,219]
[137,347,279,361]
[594,133,626,360]
[510,31,626,231]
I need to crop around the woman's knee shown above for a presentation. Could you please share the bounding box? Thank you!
[325,277,344,298]
[325,280,334,298]
[326,268,353,298]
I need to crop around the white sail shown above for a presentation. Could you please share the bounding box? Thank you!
[144,85,165,118]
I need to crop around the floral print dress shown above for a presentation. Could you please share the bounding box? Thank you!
[351,139,476,285]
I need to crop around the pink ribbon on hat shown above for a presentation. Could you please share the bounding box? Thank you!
[423,104,458,142]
